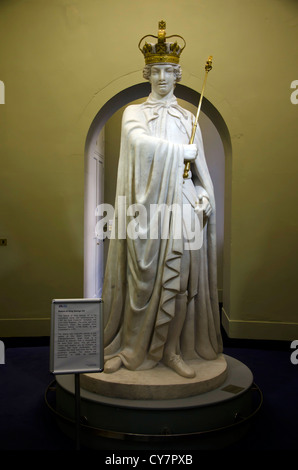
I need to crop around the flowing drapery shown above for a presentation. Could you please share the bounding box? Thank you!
[102,95,223,371]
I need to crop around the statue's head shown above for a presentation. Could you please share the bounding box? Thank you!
[143,63,182,99]
[145,64,181,99]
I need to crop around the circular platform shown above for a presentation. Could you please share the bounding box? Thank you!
[80,354,228,400]
[46,355,262,449]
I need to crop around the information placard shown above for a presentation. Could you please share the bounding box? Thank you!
[50,298,103,374]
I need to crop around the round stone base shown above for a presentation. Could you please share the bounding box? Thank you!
[80,354,228,400]
[48,355,261,449]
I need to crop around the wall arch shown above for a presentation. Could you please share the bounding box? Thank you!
[84,82,232,301]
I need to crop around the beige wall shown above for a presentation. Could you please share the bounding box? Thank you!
[0,0,297,339]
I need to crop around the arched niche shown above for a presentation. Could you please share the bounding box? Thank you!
[84,82,232,302]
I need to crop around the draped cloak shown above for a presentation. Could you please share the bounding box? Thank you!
[102,94,223,371]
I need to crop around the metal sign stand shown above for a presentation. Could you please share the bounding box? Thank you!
[75,373,81,450]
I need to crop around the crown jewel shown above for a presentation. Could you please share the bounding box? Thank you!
[138,20,186,65]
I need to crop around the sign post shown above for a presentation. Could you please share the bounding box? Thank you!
[75,373,81,450]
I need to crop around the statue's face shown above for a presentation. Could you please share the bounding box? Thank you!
[149,64,176,99]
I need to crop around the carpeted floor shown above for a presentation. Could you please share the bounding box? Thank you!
[0,333,297,452]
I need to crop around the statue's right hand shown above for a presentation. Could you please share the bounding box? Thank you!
[184,144,197,163]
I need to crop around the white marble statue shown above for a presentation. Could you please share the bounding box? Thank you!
[102,22,223,379]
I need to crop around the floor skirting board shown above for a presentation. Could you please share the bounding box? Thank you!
[221,308,298,341]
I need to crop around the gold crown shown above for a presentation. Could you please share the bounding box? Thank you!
[138,20,186,65]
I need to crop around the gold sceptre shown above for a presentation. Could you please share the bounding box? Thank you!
[183,56,213,179]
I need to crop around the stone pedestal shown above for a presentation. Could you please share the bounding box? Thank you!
[80,354,228,400]
[51,355,260,449]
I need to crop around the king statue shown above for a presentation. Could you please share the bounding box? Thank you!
[102,21,223,379]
